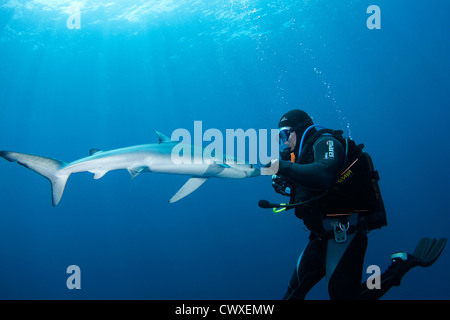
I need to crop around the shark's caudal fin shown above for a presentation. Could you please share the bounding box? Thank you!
[0,151,69,207]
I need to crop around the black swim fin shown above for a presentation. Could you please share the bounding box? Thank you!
[411,237,447,267]
[388,237,447,286]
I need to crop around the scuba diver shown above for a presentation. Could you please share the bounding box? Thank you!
[260,109,447,300]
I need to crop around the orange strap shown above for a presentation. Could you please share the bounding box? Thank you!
[341,158,359,176]
[290,153,295,163]
[326,210,369,218]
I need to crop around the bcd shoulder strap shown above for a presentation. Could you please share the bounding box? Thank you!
[298,128,345,164]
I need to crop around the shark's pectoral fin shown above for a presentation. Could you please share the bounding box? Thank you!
[128,167,146,180]
[169,177,208,203]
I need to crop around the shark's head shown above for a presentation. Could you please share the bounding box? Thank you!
[226,162,260,178]
[246,164,260,178]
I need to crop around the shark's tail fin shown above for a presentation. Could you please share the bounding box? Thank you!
[0,151,69,207]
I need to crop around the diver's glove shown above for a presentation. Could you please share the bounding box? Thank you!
[280,148,292,161]
[272,175,292,196]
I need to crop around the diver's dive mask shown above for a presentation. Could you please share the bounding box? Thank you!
[279,126,293,152]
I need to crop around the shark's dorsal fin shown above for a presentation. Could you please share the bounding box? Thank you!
[90,149,102,156]
[153,129,171,144]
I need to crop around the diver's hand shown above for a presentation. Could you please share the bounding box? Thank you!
[260,159,279,176]
[272,175,291,196]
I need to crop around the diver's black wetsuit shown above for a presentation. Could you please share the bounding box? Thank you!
[278,135,396,300]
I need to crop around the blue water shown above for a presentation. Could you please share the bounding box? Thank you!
[0,0,449,300]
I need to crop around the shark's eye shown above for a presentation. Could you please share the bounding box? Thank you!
[249,164,253,168]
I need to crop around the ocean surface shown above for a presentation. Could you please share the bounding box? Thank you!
[0,0,449,300]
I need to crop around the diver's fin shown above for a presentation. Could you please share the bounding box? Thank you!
[169,177,208,203]
[0,151,70,207]
[387,237,447,287]
[153,129,171,144]
[412,237,448,267]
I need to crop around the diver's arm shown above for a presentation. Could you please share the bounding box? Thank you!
[277,136,344,190]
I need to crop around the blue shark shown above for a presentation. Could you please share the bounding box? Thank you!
[0,130,261,206]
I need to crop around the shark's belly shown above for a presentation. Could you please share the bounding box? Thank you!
[63,153,148,175]
[148,163,211,176]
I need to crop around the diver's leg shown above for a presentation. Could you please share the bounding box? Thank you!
[359,237,447,300]
[283,238,326,300]
[358,269,399,300]
[358,252,418,300]
[327,233,368,300]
